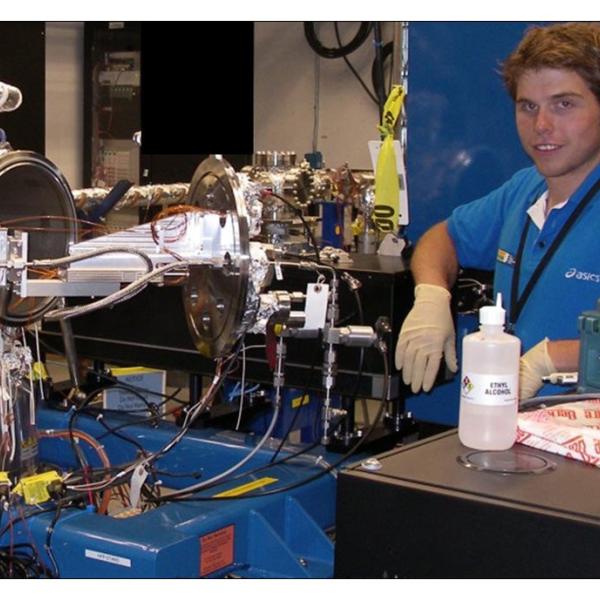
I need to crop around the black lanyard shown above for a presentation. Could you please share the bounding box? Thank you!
[509,177,600,330]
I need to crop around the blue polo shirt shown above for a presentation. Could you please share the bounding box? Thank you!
[447,162,600,353]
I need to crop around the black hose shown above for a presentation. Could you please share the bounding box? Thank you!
[77,179,133,226]
[304,22,372,59]
[164,341,390,502]
[334,23,378,106]
[372,23,387,118]
[371,41,394,104]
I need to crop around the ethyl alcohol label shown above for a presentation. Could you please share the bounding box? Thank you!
[461,373,518,406]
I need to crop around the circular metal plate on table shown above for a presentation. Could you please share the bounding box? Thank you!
[184,155,255,358]
[457,448,557,475]
[0,151,77,325]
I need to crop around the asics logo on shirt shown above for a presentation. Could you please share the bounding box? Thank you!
[564,268,600,283]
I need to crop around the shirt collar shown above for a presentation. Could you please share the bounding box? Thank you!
[526,190,569,230]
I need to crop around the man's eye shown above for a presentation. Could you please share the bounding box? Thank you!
[518,102,537,112]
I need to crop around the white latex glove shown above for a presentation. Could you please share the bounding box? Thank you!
[395,283,457,393]
[519,337,556,401]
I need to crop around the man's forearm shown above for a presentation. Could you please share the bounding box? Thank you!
[410,221,459,290]
[547,340,580,372]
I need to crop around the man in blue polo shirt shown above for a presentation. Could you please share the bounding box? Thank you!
[396,22,600,400]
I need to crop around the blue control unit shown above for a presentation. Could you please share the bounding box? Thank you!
[1,405,340,578]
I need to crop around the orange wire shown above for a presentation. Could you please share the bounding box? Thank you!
[38,429,113,515]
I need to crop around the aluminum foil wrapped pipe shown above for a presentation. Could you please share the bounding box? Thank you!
[0,331,38,478]
[72,183,190,212]
[0,383,38,477]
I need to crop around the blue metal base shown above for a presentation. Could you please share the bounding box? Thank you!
[2,405,339,578]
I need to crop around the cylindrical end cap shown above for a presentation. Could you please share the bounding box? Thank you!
[479,292,506,325]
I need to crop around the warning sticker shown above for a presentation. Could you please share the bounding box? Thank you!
[200,525,234,577]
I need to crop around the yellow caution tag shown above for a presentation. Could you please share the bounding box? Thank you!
[351,215,365,237]
[32,361,48,381]
[213,476,278,498]
[291,394,310,409]
[13,470,61,505]
[0,472,10,486]
[374,85,406,232]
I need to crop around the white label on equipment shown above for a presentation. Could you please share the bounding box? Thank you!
[303,283,329,330]
[460,373,518,406]
[85,549,132,568]
[129,464,148,509]
[274,262,283,281]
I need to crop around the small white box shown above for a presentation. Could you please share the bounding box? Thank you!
[102,367,166,414]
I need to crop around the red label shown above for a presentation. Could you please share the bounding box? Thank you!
[200,525,234,577]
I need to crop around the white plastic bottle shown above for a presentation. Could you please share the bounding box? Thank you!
[458,293,521,450]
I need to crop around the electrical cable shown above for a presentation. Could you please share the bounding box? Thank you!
[39,339,243,499]
[371,41,394,104]
[163,340,390,502]
[372,23,388,116]
[64,385,152,482]
[0,501,74,540]
[268,334,322,464]
[201,439,324,489]
[82,408,150,458]
[334,22,379,106]
[44,500,64,577]
[84,382,156,412]
[235,344,249,431]
[33,323,45,402]
[29,245,153,272]
[39,352,188,408]
[0,543,51,578]
[44,261,190,321]
[519,392,600,411]
[37,262,342,501]
[35,493,92,578]
[25,332,188,447]
[91,402,183,441]
[65,352,238,496]
[304,22,372,59]
[38,428,113,514]
[67,389,152,469]
[159,337,287,500]
[120,381,187,408]
[346,286,369,427]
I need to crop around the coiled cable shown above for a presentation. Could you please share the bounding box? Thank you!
[304,22,372,59]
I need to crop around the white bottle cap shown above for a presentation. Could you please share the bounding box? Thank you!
[479,293,506,325]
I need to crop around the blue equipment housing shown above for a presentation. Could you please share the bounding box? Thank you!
[320,202,345,249]
[2,404,340,578]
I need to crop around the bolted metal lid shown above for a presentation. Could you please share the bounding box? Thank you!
[0,150,77,324]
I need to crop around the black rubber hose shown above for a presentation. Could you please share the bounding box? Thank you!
[304,22,372,59]
[87,179,133,222]
[371,41,394,105]
[372,23,387,118]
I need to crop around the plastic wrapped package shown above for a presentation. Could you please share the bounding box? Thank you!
[517,400,600,466]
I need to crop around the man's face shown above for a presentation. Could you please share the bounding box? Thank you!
[515,68,600,191]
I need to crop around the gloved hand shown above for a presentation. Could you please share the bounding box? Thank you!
[395,283,457,393]
[519,337,555,401]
